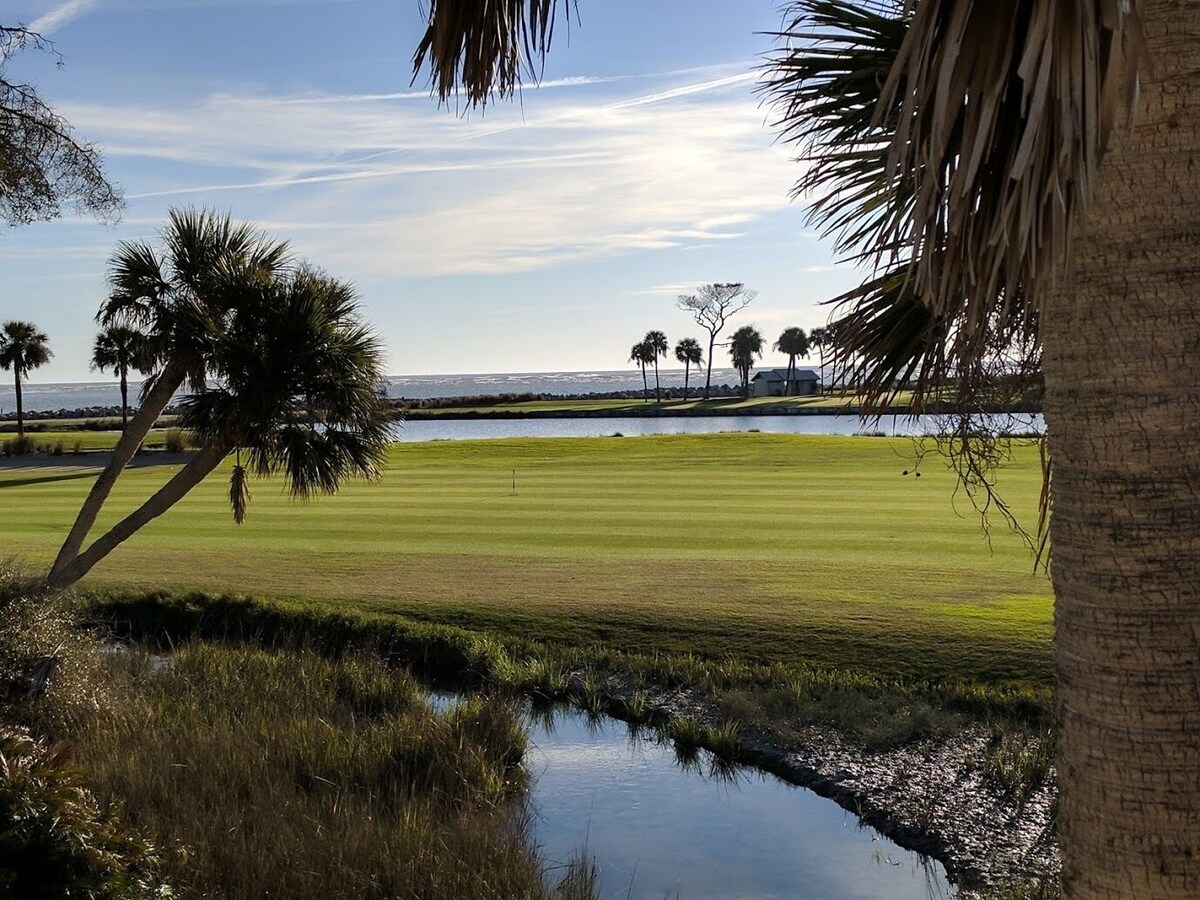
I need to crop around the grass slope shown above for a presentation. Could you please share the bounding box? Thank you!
[0,433,1052,686]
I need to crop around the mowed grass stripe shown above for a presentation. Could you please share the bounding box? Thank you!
[0,433,1052,684]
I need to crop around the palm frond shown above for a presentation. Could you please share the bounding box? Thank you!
[412,0,576,107]
[880,0,1141,323]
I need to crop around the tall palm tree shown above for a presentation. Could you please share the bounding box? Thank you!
[807,326,828,395]
[760,2,1199,895]
[643,330,668,402]
[90,324,153,428]
[0,321,52,437]
[49,208,290,585]
[728,325,764,398]
[674,337,703,402]
[773,327,810,396]
[628,341,650,401]
[49,267,391,589]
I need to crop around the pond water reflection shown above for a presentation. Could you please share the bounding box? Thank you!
[520,703,953,900]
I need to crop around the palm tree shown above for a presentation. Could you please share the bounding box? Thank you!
[773,327,810,396]
[49,208,290,585]
[48,267,392,590]
[674,338,703,402]
[90,325,153,428]
[760,2,1200,894]
[0,321,52,437]
[628,341,650,401]
[807,326,827,394]
[412,5,1200,893]
[644,330,668,402]
[728,325,764,398]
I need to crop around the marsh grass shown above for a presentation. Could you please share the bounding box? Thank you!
[973,726,1056,811]
[66,642,592,900]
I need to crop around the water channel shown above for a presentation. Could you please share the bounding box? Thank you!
[439,694,953,899]
[395,413,1043,443]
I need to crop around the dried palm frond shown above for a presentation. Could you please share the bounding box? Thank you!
[880,0,1142,328]
[229,461,250,525]
[412,0,577,107]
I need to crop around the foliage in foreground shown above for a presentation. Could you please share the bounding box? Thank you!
[0,726,168,900]
[68,643,586,900]
[0,565,165,898]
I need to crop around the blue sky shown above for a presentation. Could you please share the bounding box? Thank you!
[5,0,859,381]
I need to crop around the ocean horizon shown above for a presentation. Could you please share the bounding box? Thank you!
[1,367,759,415]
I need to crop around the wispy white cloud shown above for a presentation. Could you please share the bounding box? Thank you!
[46,66,797,278]
[29,0,97,35]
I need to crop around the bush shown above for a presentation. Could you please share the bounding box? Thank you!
[0,726,168,900]
[162,428,189,453]
[1,436,36,457]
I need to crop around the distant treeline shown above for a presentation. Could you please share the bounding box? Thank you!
[397,385,743,409]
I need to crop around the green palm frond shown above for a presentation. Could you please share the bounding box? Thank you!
[412,0,576,106]
[180,267,392,520]
[0,321,53,376]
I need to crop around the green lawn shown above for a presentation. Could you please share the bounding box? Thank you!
[1,428,178,452]
[0,433,1052,685]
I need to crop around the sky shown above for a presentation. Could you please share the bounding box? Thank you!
[3,0,861,382]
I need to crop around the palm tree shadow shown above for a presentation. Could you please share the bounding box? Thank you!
[0,470,99,489]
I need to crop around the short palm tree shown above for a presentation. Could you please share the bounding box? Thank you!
[673,338,703,402]
[773,327,810,397]
[728,326,764,398]
[90,325,153,428]
[49,267,392,589]
[0,321,52,437]
[50,208,290,583]
[628,341,651,401]
[643,330,668,402]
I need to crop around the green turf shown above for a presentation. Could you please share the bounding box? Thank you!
[0,433,1052,685]
[0,428,178,452]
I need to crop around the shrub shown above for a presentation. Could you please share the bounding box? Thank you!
[0,725,168,900]
[72,440,84,456]
[51,440,64,456]
[1,435,36,456]
[162,428,188,453]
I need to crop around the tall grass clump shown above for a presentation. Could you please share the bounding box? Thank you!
[71,642,585,900]
[162,428,189,453]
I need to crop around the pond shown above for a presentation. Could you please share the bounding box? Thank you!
[395,413,1043,443]
[493,700,952,899]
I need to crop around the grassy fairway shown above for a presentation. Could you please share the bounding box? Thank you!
[0,433,1052,686]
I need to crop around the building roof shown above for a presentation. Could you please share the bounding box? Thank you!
[751,368,820,382]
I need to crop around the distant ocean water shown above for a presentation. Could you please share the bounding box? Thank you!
[2,368,748,415]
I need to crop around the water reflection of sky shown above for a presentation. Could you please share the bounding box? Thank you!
[396,413,1045,442]
[526,707,953,900]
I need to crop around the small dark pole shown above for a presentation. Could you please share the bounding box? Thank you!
[512,469,516,495]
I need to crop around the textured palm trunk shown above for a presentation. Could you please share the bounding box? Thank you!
[653,358,661,402]
[13,371,23,437]
[704,335,716,399]
[119,366,128,428]
[683,362,690,401]
[1043,7,1200,897]
[640,363,648,401]
[48,360,186,583]
[49,441,230,590]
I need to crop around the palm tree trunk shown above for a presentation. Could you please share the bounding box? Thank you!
[49,360,185,581]
[47,441,230,590]
[653,358,661,402]
[1044,9,1200,896]
[640,363,648,401]
[683,362,690,401]
[119,366,128,429]
[704,334,716,399]
[13,371,23,438]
